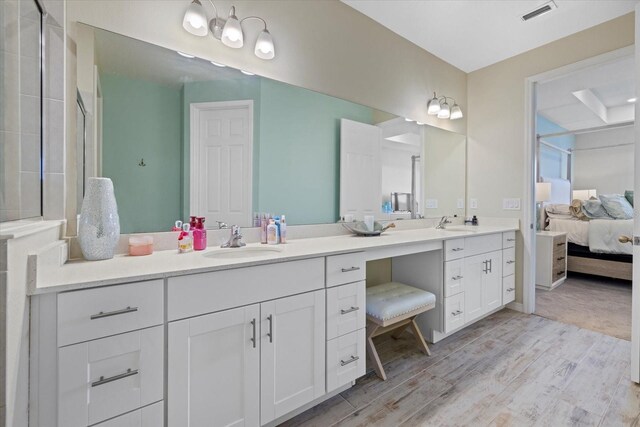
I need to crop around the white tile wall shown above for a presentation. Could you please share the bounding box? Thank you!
[43,172,65,220]
[44,99,64,173]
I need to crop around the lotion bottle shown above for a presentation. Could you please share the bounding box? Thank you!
[280,215,287,243]
[193,217,207,251]
[267,219,278,245]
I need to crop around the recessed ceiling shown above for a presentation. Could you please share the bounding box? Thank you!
[537,55,636,131]
[341,0,639,72]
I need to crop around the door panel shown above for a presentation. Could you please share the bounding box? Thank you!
[483,251,503,313]
[168,304,260,427]
[463,254,485,322]
[632,12,640,384]
[261,290,326,425]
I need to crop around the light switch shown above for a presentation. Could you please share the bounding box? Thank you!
[425,199,438,209]
[457,198,465,209]
[503,198,521,210]
[470,198,478,209]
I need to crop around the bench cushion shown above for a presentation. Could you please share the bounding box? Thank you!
[366,282,436,321]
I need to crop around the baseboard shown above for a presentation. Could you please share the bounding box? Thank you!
[507,302,524,312]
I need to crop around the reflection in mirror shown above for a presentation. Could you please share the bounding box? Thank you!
[76,92,87,214]
[76,24,466,233]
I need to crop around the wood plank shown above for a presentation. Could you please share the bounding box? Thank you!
[532,400,600,427]
[546,326,599,363]
[278,395,355,427]
[567,255,632,281]
[600,377,640,426]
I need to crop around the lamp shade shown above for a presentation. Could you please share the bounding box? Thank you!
[437,100,450,119]
[221,8,244,48]
[183,0,208,36]
[535,182,552,202]
[427,93,440,115]
[254,29,275,59]
[450,104,463,120]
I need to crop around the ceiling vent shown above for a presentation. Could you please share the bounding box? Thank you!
[521,1,557,21]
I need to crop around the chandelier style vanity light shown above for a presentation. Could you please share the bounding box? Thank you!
[427,92,463,120]
[182,0,275,60]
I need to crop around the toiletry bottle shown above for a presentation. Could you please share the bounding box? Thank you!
[178,224,193,253]
[267,219,278,245]
[193,217,207,251]
[260,214,268,244]
[280,215,287,243]
[189,216,197,230]
[472,215,479,226]
[274,216,281,244]
[172,220,183,231]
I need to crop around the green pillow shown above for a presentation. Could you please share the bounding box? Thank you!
[625,190,634,207]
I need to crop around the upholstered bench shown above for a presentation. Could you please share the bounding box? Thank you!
[366,282,436,380]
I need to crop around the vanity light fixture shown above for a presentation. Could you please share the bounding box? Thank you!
[628,97,637,103]
[177,51,195,58]
[210,60,227,67]
[428,92,463,120]
[405,118,414,122]
[240,69,255,76]
[182,0,275,60]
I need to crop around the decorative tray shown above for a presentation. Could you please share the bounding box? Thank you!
[341,221,395,236]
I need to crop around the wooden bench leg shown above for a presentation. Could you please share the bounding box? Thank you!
[366,322,387,381]
[409,318,431,356]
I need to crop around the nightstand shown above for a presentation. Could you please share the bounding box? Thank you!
[536,231,567,290]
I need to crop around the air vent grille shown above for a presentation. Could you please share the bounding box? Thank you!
[521,1,557,21]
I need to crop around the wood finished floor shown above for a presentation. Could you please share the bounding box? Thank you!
[535,274,632,341]
[279,309,640,427]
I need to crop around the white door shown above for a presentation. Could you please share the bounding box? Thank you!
[168,304,260,427]
[482,251,503,313]
[339,118,382,220]
[632,7,639,384]
[464,254,485,322]
[190,101,253,227]
[260,290,325,425]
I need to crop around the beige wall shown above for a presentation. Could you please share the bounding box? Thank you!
[66,0,467,133]
[467,13,635,303]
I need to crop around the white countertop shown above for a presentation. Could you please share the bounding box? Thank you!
[31,225,517,295]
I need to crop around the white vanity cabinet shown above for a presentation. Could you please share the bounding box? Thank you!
[462,250,502,323]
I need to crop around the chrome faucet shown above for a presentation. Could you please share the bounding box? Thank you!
[221,225,246,248]
[436,216,452,230]
[216,221,228,230]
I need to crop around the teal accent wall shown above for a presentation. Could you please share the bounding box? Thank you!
[181,78,262,219]
[101,73,182,233]
[536,114,575,180]
[258,79,374,224]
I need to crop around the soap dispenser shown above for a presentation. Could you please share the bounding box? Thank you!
[193,217,207,251]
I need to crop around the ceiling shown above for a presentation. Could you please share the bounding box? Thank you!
[537,54,636,131]
[342,0,638,72]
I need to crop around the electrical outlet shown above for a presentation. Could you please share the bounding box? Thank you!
[503,198,521,210]
[470,198,478,209]
[425,199,438,209]
[457,198,465,209]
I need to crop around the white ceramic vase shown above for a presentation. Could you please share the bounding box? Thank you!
[78,177,120,261]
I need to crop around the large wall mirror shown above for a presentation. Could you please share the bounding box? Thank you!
[75,24,466,233]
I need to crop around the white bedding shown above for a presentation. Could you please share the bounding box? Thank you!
[547,218,589,247]
[588,219,633,255]
[547,218,633,255]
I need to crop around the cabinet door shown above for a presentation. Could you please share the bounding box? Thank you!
[168,304,260,427]
[261,290,326,425]
[463,254,485,322]
[483,251,503,313]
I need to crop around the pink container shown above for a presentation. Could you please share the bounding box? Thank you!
[128,236,154,256]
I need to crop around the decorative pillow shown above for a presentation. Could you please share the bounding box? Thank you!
[625,190,634,207]
[599,194,633,220]
[581,199,611,219]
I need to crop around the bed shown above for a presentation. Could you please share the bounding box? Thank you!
[541,178,633,281]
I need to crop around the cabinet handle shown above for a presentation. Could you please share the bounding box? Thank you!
[506,260,515,265]
[489,259,493,273]
[507,288,515,292]
[482,260,488,274]
[267,314,274,343]
[341,266,361,273]
[451,310,463,316]
[556,242,566,247]
[250,319,256,348]
[556,271,565,276]
[90,306,138,320]
[452,275,463,280]
[452,248,464,252]
[340,306,360,315]
[91,368,139,387]
[557,256,565,261]
[507,238,516,242]
[340,355,360,366]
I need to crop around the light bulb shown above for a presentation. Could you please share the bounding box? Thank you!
[182,0,208,37]
[427,92,440,115]
[437,101,450,119]
[254,29,275,59]
[210,61,227,67]
[450,104,463,120]
[221,7,244,48]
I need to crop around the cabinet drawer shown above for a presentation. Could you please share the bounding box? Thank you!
[553,266,566,282]
[503,231,516,248]
[58,326,164,427]
[58,280,164,347]
[502,247,516,277]
[503,275,515,305]
[466,234,502,257]
[94,401,163,427]
[444,238,466,261]
[553,236,567,256]
[444,259,464,297]
[444,293,465,333]
[168,258,324,321]
[326,252,366,287]
[326,328,366,393]
[327,281,366,340]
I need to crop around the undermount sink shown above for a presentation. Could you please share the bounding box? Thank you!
[202,246,284,259]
